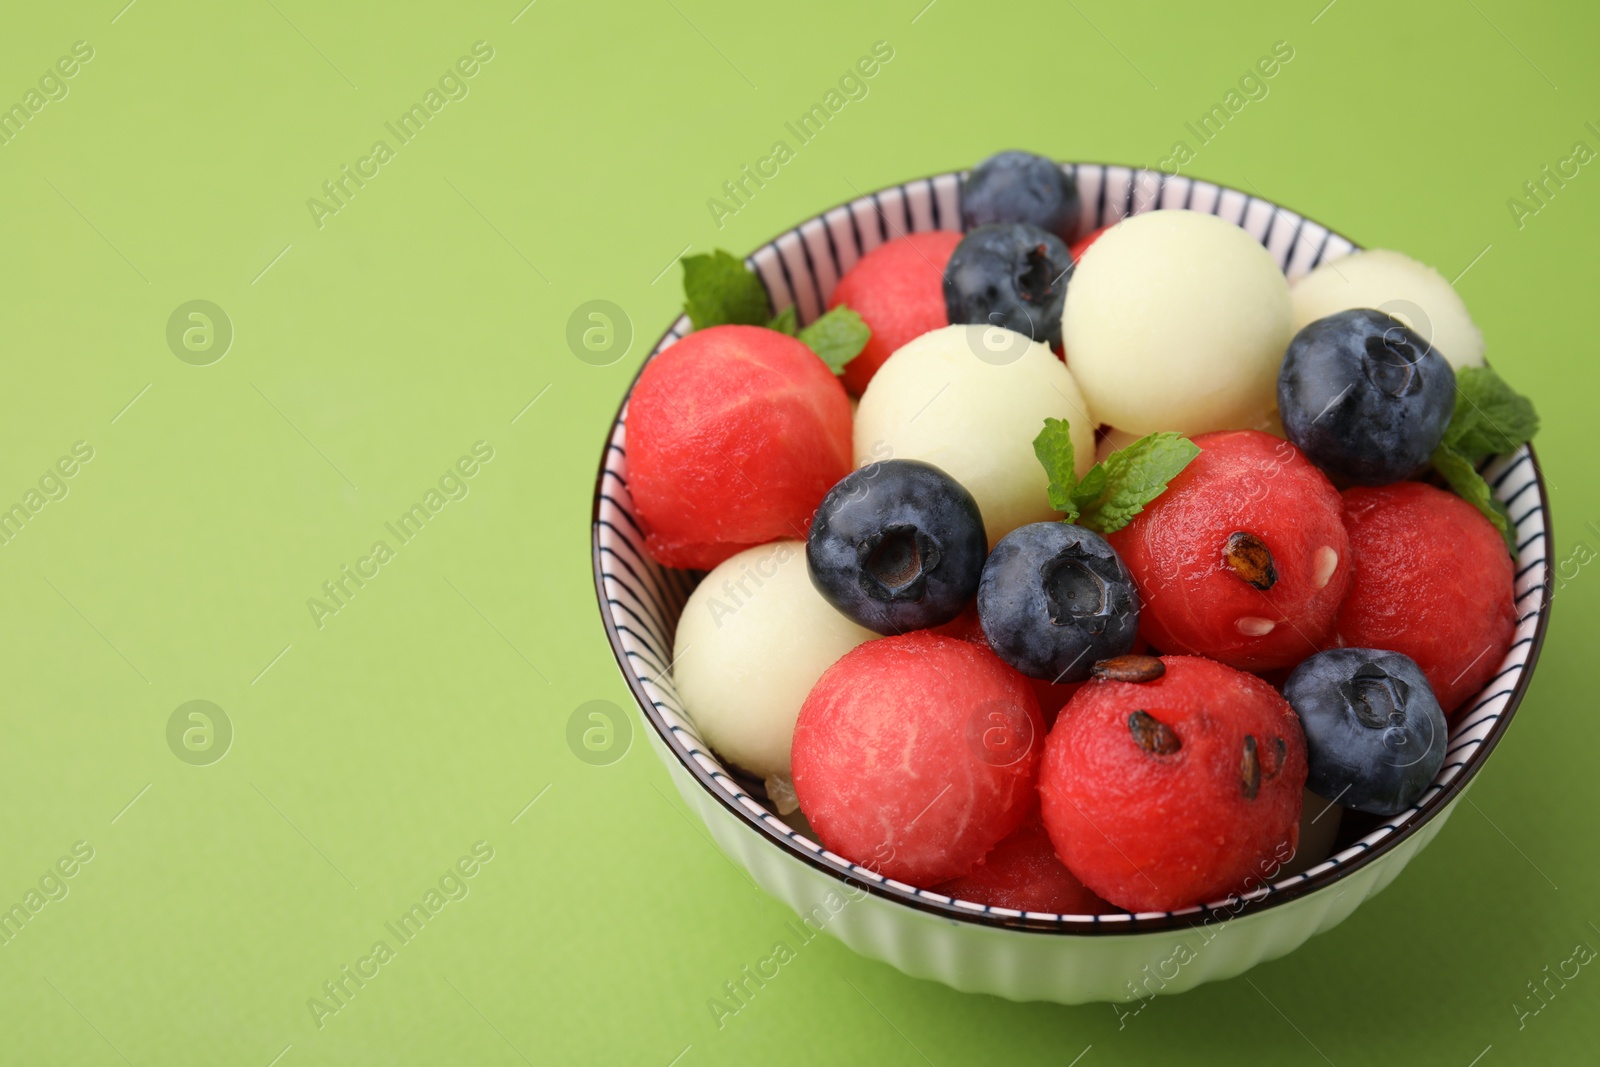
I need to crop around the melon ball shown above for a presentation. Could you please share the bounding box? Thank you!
[673,541,874,777]
[1290,248,1485,369]
[792,633,1044,885]
[1095,416,1287,463]
[1094,426,1142,465]
[628,324,853,570]
[1062,210,1292,436]
[1250,409,1288,439]
[853,324,1095,546]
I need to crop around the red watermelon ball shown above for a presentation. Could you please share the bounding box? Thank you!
[792,633,1043,886]
[1333,482,1517,715]
[1108,430,1352,672]
[627,324,852,570]
[932,603,1080,727]
[937,813,1115,914]
[829,231,961,396]
[1039,656,1307,912]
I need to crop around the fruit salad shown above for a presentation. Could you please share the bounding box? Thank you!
[628,150,1540,914]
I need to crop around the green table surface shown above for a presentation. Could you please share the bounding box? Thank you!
[2,0,1596,1063]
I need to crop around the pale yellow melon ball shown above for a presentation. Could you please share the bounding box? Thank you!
[1062,210,1292,436]
[1290,248,1485,369]
[1250,409,1288,439]
[1094,426,1142,465]
[672,541,873,777]
[853,324,1096,546]
[1096,409,1286,466]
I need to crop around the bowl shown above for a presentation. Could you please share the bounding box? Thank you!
[591,162,1552,1004]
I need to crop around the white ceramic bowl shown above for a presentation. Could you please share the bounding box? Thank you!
[591,163,1552,1004]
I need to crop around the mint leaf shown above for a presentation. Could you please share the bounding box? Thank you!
[1070,464,1106,514]
[799,305,871,375]
[1430,364,1535,551]
[768,305,799,336]
[678,251,870,375]
[682,249,770,330]
[1442,365,1540,463]
[1032,418,1080,520]
[1432,444,1516,551]
[1077,432,1200,535]
[1031,421,1198,531]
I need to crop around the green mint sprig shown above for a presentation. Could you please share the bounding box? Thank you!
[767,305,798,336]
[1429,365,1540,551]
[681,249,871,375]
[1032,418,1200,534]
[682,249,770,330]
[797,306,869,374]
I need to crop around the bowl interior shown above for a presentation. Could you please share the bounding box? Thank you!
[592,164,1552,933]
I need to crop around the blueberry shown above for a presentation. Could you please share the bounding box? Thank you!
[1283,648,1447,817]
[807,460,987,634]
[1279,309,1456,485]
[976,523,1139,682]
[944,223,1072,350]
[961,151,1081,241]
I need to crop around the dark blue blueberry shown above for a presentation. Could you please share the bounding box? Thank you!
[944,223,1072,350]
[806,460,986,634]
[1279,308,1456,485]
[1283,648,1447,817]
[961,151,1081,241]
[976,523,1139,682]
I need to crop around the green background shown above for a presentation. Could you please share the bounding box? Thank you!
[1,0,1594,1063]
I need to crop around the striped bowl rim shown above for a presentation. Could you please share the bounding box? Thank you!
[591,163,1553,934]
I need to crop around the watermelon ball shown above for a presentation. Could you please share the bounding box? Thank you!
[672,541,875,777]
[854,324,1097,546]
[1062,209,1292,436]
[1108,430,1352,672]
[937,813,1115,914]
[627,325,852,570]
[792,633,1044,885]
[930,601,986,643]
[1332,482,1517,714]
[1039,656,1308,912]
[1029,680,1084,729]
[931,603,1083,726]
[1283,648,1447,816]
[830,231,961,397]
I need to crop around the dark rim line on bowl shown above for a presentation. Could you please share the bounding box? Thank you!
[590,164,1554,935]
